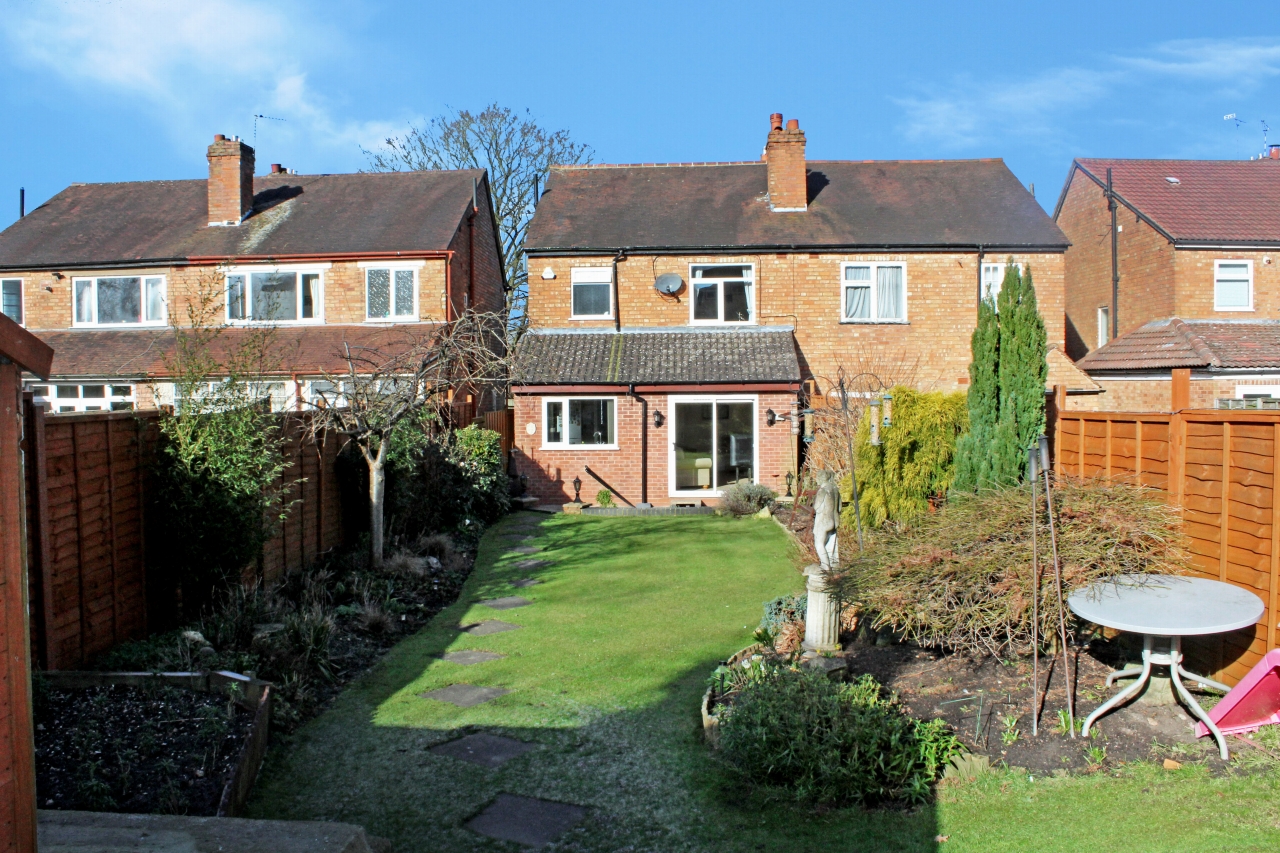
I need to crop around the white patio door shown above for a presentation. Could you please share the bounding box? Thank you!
[668,396,757,497]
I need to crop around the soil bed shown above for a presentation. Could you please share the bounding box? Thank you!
[35,683,253,815]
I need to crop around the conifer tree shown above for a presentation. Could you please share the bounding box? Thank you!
[953,285,1000,491]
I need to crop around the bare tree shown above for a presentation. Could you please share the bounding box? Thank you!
[363,104,593,338]
[304,310,509,567]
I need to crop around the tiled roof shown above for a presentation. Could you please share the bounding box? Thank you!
[526,160,1066,252]
[0,170,485,269]
[1077,318,1280,372]
[513,327,801,385]
[32,324,437,379]
[1068,158,1280,244]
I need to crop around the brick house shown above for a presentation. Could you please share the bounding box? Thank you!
[513,114,1069,507]
[1053,152,1280,409]
[0,134,505,412]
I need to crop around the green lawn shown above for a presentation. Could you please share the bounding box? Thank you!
[249,513,1280,852]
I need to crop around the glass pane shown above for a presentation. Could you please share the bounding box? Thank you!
[250,272,298,320]
[97,277,142,323]
[844,285,870,319]
[674,402,714,490]
[1216,266,1250,308]
[693,281,719,320]
[227,275,246,320]
[111,386,132,397]
[111,402,134,411]
[877,266,904,320]
[144,277,165,321]
[31,386,48,397]
[716,402,754,488]
[367,269,390,318]
[56,385,79,398]
[75,280,93,323]
[568,399,613,445]
[394,270,414,316]
[546,401,563,444]
[1,280,21,323]
[693,265,752,279]
[572,282,610,316]
[302,273,319,319]
[723,281,751,321]
[81,385,105,398]
[844,266,870,281]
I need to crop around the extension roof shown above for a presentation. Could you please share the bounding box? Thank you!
[1077,318,1280,372]
[1057,158,1280,245]
[513,327,801,385]
[0,170,487,270]
[526,160,1066,253]
[33,324,439,379]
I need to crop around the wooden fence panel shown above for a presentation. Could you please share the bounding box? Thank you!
[1056,408,1280,685]
[484,409,515,460]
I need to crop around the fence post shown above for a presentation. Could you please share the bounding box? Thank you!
[1271,422,1280,654]
[21,394,52,670]
[1169,408,1185,507]
[1172,367,1191,411]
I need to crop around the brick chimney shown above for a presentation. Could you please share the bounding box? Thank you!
[764,113,807,211]
[206,134,255,226]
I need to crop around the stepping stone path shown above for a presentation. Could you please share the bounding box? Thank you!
[466,794,586,847]
[515,558,551,570]
[441,650,505,665]
[510,546,541,555]
[421,684,510,707]
[429,733,534,768]
[481,596,531,611]
[510,578,542,588]
[462,620,521,636]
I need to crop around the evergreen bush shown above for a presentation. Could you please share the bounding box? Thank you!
[720,482,777,517]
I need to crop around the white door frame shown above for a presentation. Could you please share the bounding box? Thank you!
[667,394,759,498]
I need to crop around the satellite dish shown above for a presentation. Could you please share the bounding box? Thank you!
[654,273,684,295]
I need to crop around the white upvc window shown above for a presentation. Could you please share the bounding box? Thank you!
[690,264,754,324]
[72,275,166,326]
[362,265,419,321]
[226,265,327,324]
[1214,260,1253,311]
[570,267,613,319]
[840,262,907,323]
[26,381,135,413]
[980,261,1024,307]
[2,278,22,325]
[668,395,758,496]
[542,397,617,449]
[1097,306,1110,347]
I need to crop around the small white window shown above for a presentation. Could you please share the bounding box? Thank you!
[26,381,135,412]
[365,268,417,320]
[690,264,754,324]
[841,263,906,323]
[543,397,617,448]
[71,276,166,326]
[980,262,1024,307]
[226,267,323,323]
[1097,306,1110,347]
[570,267,612,318]
[1214,260,1253,311]
[1,279,22,325]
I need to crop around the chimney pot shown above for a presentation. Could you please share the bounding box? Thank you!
[270,163,283,173]
[770,113,783,131]
[214,133,226,142]
[1270,145,1280,160]
[785,118,799,131]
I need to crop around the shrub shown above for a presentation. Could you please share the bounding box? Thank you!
[720,482,776,517]
[830,479,1189,657]
[596,489,615,508]
[760,593,807,634]
[717,669,962,805]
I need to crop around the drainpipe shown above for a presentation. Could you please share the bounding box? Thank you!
[445,250,454,322]
[975,244,985,306]
[468,177,477,309]
[629,383,648,506]
[1107,168,1119,342]
[612,250,626,333]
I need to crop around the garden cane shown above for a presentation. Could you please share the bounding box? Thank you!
[1028,443,1040,737]
[1039,435,1075,737]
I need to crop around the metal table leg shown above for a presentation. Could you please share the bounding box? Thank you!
[1168,636,1229,760]
[1082,634,1155,737]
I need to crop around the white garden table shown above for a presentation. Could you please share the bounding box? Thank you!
[1067,574,1264,760]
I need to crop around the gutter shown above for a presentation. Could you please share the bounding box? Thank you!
[526,242,1069,258]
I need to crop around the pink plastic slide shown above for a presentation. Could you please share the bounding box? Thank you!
[1195,648,1280,738]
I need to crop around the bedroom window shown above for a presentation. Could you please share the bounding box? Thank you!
[690,264,753,324]
[227,267,323,322]
[1,279,21,324]
[543,398,616,448]
[1215,260,1253,311]
[841,263,906,322]
[72,276,166,326]
[570,267,612,318]
[365,267,417,320]
[980,261,1023,307]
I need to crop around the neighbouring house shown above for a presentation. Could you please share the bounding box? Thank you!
[0,134,506,414]
[513,113,1070,507]
[1054,150,1280,365]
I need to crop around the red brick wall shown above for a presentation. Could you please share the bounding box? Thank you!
[1071,375,1280,412]
[512,391,798,507]
[1174,249,1280,319]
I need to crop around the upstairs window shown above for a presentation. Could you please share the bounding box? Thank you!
[1215,260,1253,311]
[365,267,417,320]
[73,276,166,326]
[690,264,753,324]
[841,263,906,322]
[570,267,612,318]
[227,269,321,322]
[980,261,1023,307]
[1,279,21,324]
[1097,306,1110,347]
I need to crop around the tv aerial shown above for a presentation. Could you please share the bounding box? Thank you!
[253,113,286,146]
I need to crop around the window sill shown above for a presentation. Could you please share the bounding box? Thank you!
[363,317,423,324]
[541,444,619,451]
[1212,306,1254,312]
[688,320,757,327]
[225,319,326,326]
[840,319,909,325]
[71,322,168,329]
[568,315,613,321]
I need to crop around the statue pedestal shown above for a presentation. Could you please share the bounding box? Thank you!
[802,563,840,652]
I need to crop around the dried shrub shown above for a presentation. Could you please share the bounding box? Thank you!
[720,483,776,517]
[830,478,1189,657]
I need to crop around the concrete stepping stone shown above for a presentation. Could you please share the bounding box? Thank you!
[509,545,541,555]
[430,733,535,768]
[466,794,586,846]
[481,596,531,610]
[421,684,510,707]
[515,558,552,570]
[462,620,521,636]
[442,650,505,665]
[510,578,542,588]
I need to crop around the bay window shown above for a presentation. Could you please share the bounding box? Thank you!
[690,264,753,324]
[72,275,166,326]
[841,263,906,323]
[543,397,616,448]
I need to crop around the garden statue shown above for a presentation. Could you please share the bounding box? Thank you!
[804,471,841,652]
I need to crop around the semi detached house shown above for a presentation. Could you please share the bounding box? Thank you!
[0,134,505,412]
[513,114,1070,507]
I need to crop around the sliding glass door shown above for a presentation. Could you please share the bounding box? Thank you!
[670,397,756,495]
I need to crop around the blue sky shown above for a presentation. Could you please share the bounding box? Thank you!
[2,0,1278,231]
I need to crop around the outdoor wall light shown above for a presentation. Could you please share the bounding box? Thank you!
[766,408,777,426]
[653,411,665,427]
[541,267,556,280]
[572,475,582,502]
[785,471,794,497]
